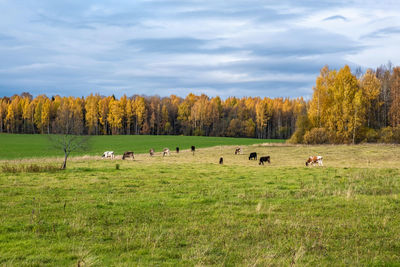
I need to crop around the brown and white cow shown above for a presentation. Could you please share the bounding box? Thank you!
[305,156,323,166]
[163,148,170,157]
[234,147,242,155]
[149,148,154,156]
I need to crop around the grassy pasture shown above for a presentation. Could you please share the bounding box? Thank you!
[1,144,400,265]
[0,134,282,160]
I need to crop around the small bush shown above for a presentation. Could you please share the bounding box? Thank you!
[303,128,330,144]
[287,115,311,144]
[363,128,379,143]
[193,128,205,136]
[1,163,60,173]
[378,127,400,143]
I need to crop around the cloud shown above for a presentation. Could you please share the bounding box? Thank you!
[126,37,209,54]
[0,33,14,41]
[362,27,400,39]
[323,15,347,21]
[0,0,399,98]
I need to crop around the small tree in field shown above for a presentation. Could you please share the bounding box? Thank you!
[49,135,90,169]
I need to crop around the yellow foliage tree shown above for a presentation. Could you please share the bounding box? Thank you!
[107,98,124,134]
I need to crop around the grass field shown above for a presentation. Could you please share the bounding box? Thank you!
[0,134,283,160]
[1,142,400,265]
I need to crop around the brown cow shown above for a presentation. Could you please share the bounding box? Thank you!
[149,148,154,156]
[122,151,134,160]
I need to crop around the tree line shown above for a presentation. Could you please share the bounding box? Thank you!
[2,62,399,143]
[290,63,400,144]
[0,92,306,139]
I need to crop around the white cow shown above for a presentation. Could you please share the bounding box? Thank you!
[102,151,115,159]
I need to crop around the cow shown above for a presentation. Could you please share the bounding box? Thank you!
[102,151,115,159]
[249,152,257,160]
[149,148,154,157]
[306,156,323,166]
[234,147,242,155]
[259,156,270,165]
[219,157,223,164]
[176,147,180,153]
[163,148,170,157]
[122,151,134,160]
[191,146,195,155]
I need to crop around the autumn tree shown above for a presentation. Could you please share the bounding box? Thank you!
[0,98,9,133]
[85,94,100,135]
[134,96,147,134]
[389,67,400,127]
[98,96,111,134]
[360,69,381,128]
[107,98,124,134]
[255,98,271,139]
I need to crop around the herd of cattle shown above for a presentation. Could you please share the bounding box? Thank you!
[102,146,324,167]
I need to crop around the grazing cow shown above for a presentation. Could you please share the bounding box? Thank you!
[219,157,223,164]
[259,156,270,165]
[163,148,170,157]
[102,151,115,159]
[122,151,134,160]
[149,148,154,157]
[234,147,242,155]
[306,156,323,166]
[249,152,257,160]
[176,147,180,153]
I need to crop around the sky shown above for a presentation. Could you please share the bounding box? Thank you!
[0,0,400,99]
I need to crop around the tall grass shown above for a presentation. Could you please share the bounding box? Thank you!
[1,163,60,173]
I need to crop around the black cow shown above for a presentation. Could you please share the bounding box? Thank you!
[219,157,223,164]
[122,151,134,160]
[249,152,257,160]
[191,146,195,155]
[176,147,179,153]
[259,156,270,165]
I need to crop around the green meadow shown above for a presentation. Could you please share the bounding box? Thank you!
[0,134,282,160]
[1,139,400,265]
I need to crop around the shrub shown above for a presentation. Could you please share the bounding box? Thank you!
[379,127,400,143]
[363,128,379,143]
[287,115,311,144]
[379,127,393,143]
[193,128,205,136]
[303,128,330,144]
